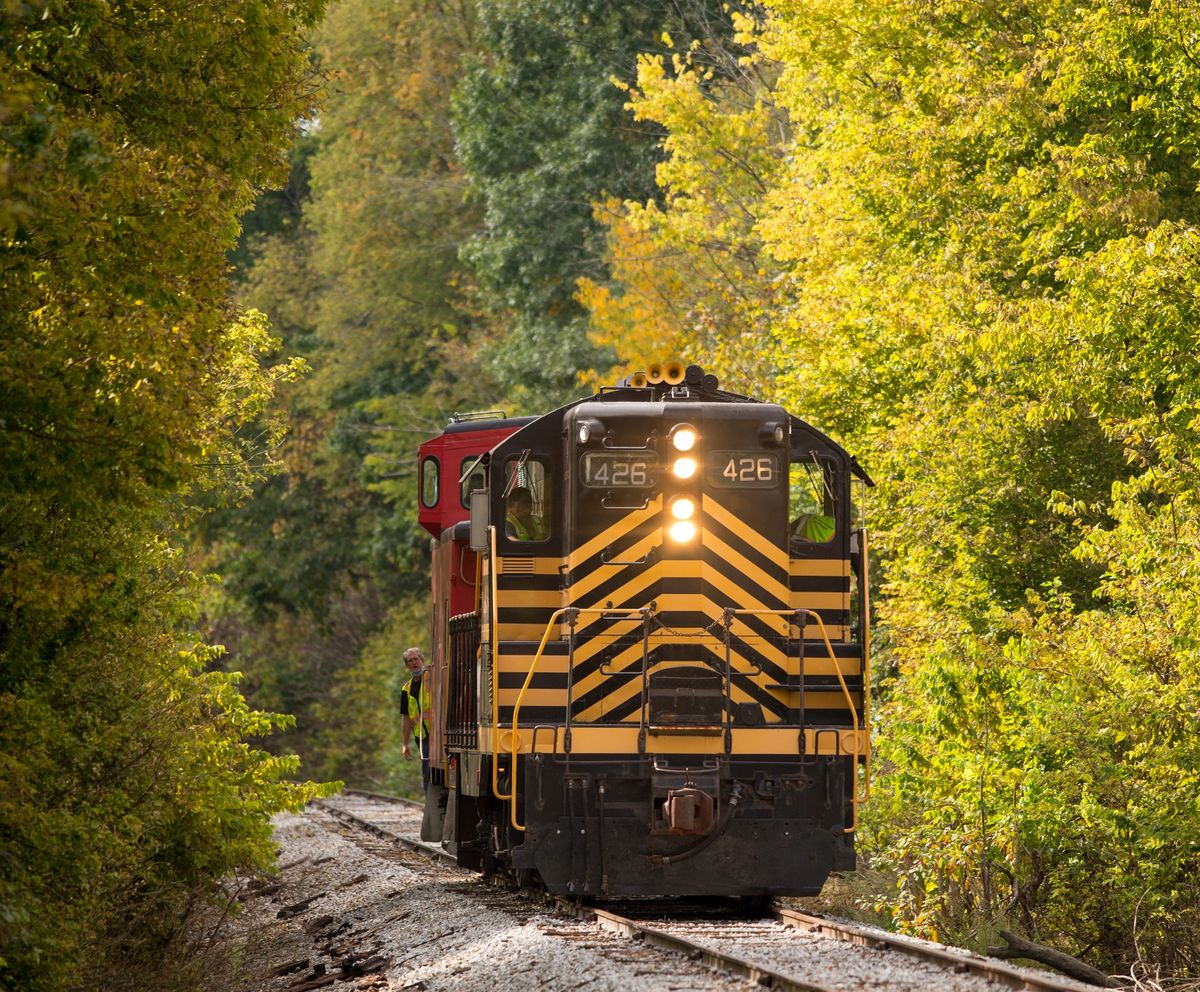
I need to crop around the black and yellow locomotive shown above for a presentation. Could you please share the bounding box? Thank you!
[416,363,872,898]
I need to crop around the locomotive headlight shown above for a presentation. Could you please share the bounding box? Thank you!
[671,424,698,451]
[671,457,698,480]
[670,496,696,520]
[669,520,697,542]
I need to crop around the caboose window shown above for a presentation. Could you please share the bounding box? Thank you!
[420,456,439,508]
[502,455,551,542]
[459,455,487,507]
[789,458,836,544]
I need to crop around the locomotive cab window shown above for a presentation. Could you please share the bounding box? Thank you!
[420,456,439,509]
[503,455,551,543]
[789,457,836,544]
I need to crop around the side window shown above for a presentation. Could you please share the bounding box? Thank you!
[460,456,486,507]
[420,456,439,508]
[502,456,550,543]
[789,457,836,544]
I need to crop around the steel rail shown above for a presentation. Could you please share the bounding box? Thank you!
[311,797,456,867]
[317,792,1099,992]
[574,905,837,992]
[772,907,1096,992]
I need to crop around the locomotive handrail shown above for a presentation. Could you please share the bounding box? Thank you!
[508,606,648,831]
[720,607,867,834]
[860,528,872,802]
[599,544,655,564]
[798,608,867,833]
[600,495,652,512]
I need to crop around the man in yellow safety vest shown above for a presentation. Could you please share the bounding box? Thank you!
[400,647,432,794]
[505,485,545,541]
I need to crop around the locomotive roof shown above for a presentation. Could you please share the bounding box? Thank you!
[488,381,874,486]
[442,414,538,435]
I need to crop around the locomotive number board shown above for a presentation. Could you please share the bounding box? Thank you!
[580,452,659,487]
[708,451,780,488]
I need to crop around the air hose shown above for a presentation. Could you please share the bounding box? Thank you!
[648,783,744,866]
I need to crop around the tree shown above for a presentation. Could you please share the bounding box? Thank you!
[1,1,331,987]
[577,10,787,392]
[454,0,735,404]
[758,0,1200,969]
[209,0,503,787]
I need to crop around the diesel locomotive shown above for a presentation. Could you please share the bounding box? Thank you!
[415,363,872,898]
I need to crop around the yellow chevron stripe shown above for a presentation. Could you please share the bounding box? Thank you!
[567,528,665,603]
[573,663,782,723]
[703,494,788,570]
[651,593,792,664]
[568,639,667,705]
[694,636,790,677]
[569,591,794,669]
[566,495,663,570]
[571,562,688,636]
[700,568,790,636]
[703,530,790,604]
[568,625,790,708]
[566,616,646,666]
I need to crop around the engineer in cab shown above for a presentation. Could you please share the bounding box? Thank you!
[505,485,546,542]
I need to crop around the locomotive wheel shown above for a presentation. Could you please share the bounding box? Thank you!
[480,848,497,878]
[515,866,542,891]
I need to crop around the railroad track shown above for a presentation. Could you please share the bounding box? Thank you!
[314,791,1097,992]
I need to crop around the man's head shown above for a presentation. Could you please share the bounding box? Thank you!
[402,647,425,675]
[508,486,533,515]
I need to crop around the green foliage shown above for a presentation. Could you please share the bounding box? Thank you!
[1,1,333,988]
[758,0,1200,972]
[454,0,732,403]
[311,597,429,795]
[207,0,505,787]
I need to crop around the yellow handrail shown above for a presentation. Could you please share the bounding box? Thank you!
[860,528,872,802]
[500,603,868,833]
[721,606,866,833]
[797,608,865,834]
[509,606,646,831]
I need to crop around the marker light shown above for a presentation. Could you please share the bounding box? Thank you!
[672,457,697,480]
[578,423,591,444]
[670,497,696,520]
[669,520,697,542]
[671,425,698,451]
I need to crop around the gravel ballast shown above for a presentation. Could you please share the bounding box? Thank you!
[201,801,1089,992]
[202,809,752,992]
